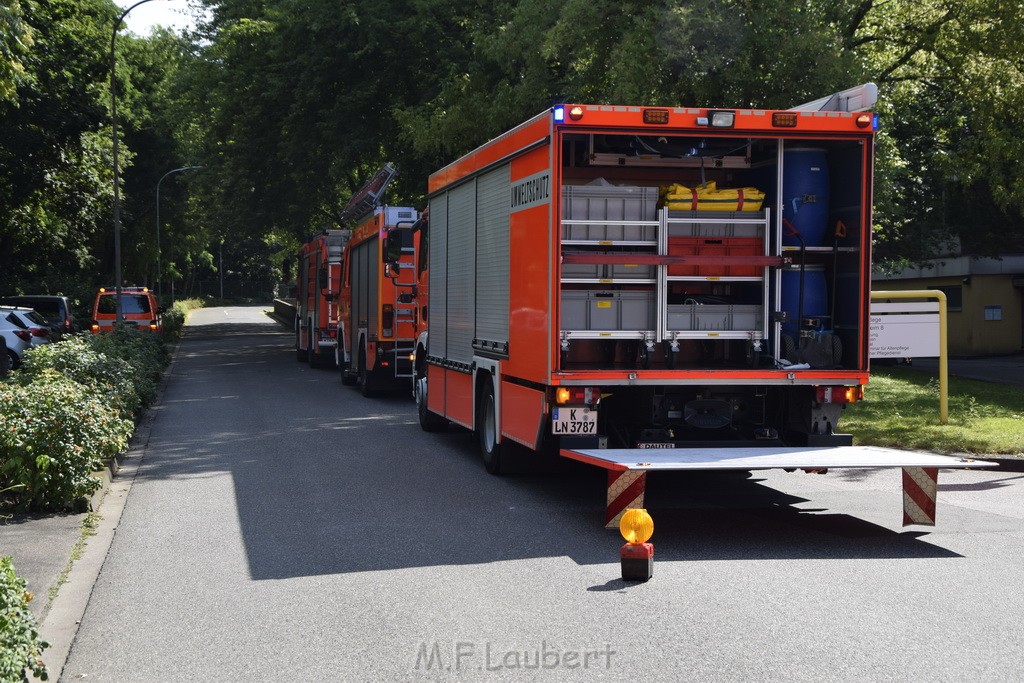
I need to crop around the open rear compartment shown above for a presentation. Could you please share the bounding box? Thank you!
[556,130,870,375]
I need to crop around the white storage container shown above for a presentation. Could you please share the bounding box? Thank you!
[562,185,658,242]
[609,262,656,280]
[561,290,655,331]
[561,251,606,280]
[667,210,763,238]
[665,304,763,331]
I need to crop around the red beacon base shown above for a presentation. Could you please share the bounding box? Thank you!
[620,542,654,582]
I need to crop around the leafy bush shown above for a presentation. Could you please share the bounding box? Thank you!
[162,298,205,343]
[85,326,169,410]
[0,556,48,682]
[17,336,139,418]
[0,372,132,511]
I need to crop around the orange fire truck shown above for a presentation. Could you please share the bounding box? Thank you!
[336,165,419,395]
[295,230,348,367]
[416,85,991,527]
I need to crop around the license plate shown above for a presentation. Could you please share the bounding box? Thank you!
[552,406,597,435]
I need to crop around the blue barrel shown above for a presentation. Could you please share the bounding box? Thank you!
[782,149,829,247]
[781,265,827,336]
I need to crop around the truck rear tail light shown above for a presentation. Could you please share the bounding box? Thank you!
[555,386,602,406]
[382,304,394,337]
[816,386,863,404]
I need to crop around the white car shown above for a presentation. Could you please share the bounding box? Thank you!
[0,306,53,368]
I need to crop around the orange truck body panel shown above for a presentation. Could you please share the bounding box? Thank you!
[295,231,347,364]
[421,103,877,452]
[337,206,419,384]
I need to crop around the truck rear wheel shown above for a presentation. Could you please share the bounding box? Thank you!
[308,340,331,369]
[359,347,377,397]
[295,325,307,362]
[339,347,357,385]
[478,382,504,474]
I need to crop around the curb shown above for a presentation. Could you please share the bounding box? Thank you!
[35,336,184,681]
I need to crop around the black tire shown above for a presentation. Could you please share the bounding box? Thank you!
[478,381,504,474]
[417,377,447,432]
[8,349,20,370]
[295,325,308,362]
[359,347,376,397]
[308,338,332,369]
[307,337,318,367]
[339,347,357,385]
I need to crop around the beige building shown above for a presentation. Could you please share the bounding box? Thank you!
[873,255,1024,357]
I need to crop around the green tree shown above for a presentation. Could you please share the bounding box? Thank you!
[0,0,34,102]
[0,0,115,302]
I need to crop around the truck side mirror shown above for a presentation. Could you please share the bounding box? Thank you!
[383,229,403,264]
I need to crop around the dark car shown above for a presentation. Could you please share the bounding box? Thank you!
[0,295,80,334]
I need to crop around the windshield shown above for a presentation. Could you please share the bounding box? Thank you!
[97,294,151,315]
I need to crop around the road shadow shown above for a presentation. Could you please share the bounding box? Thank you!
[137,317,963,583]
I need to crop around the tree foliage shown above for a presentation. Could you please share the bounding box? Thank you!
[1,0,1023,302]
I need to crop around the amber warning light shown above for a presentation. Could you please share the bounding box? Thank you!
[772,112,798,128]
[553,105,585,122]
[642,108,669,124]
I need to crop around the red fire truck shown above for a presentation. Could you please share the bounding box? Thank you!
[416,85,990,527]
[295,229,349,367]
[336,165,419,395]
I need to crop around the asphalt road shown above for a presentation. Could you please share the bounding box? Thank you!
[62,306,1024,681]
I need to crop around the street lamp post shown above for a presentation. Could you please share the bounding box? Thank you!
[110,0,163,323]
[156,166,201,305]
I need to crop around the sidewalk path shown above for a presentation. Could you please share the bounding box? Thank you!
[905,353,1024,386]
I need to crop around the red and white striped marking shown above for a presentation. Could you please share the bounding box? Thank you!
[902,466,938,526]
[605,470,647,529]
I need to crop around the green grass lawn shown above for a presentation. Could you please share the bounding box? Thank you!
[843,367,1024,456]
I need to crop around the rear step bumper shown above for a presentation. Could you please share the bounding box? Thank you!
[558,446,995,529]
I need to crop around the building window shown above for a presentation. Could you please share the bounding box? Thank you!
[985,306,1002,321]
[928,286,962,312]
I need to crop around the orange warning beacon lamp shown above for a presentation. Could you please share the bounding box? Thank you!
[619,508,654,582]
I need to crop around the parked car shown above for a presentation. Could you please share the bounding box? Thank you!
[90,287,162,334]
[0,334,9,378]
[0,294,80,335]
[0,306,53,368]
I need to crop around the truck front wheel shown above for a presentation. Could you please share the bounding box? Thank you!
[478,382,504,474]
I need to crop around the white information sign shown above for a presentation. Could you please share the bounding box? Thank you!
[869,302,940,358]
